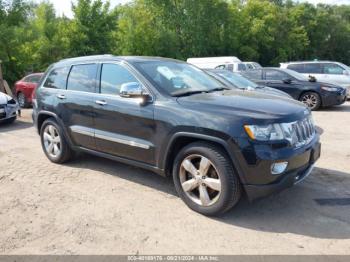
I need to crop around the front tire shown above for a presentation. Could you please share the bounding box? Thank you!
[173,142,241,216]
[300,92,321,110]
[40,118,73,164]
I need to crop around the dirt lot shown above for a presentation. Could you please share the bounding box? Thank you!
[0,104,350,255]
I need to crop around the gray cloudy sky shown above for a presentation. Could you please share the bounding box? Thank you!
[34,0,350,18]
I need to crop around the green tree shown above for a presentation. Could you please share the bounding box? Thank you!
[67,0,118,56]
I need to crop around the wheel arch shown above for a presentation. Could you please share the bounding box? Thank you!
[299,90,323,106]
[162,132,246,184]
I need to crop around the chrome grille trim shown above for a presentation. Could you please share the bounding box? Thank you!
[292,116,315,148]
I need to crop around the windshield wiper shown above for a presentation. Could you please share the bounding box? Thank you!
[172,90,207,97]
[206,87,230,93]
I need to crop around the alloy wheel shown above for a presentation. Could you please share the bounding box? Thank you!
[179,154,221,207]
[301,94,318,109]
[43,125,62,158]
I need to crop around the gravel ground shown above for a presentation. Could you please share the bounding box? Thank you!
[0,103,350,255]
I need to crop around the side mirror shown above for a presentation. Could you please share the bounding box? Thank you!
[343,70,349,76]
[120,82,151,104]
[120,82,147,97]
[283,78,292,84]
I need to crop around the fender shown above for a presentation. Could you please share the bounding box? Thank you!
[36,110,76,149]
[161,132,247,184]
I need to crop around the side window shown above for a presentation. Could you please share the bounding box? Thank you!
[243,70,263,80]
[44,67,70,89]
[31,75,42,83]
[23,75,34,83]
[100,64,140,95]
[303,63,322,74]
[265,70,288,80]
[287,64,304,73]
[237,63,246,71]
[67,64,97,93]
[246,64,254,70]
[323,63,344,75]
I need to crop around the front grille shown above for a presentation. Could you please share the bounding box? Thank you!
[290,116,315,147]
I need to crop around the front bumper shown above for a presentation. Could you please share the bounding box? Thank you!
[243,141,321,201]
[0,104,20,123]
[322,90,347,107]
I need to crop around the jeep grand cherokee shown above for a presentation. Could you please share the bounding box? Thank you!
[33,55,321,216]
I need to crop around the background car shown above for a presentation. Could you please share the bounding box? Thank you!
[242,67,347,110]
[243,62,262,70]
[15,73,43,108]
[205,69,291,98]
[0,92,20,124]
[280,61,350,99]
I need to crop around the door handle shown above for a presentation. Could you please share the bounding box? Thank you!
[57,94,66,99]
[95,100,107,106]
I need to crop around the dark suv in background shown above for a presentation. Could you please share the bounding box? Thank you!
[33,55,321,216]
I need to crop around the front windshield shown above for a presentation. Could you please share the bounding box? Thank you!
[135,61,224,96]
[283,68,309,81]
[216,71,258,89]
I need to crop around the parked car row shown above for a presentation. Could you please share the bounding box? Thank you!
[187,56,348,110]
[32,55,321,216]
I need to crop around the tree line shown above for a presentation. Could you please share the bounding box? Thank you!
[1,0,350,85]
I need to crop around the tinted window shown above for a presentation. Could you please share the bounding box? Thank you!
[237,63,246,71]
[67,64,97,92]
[246,64,254,70]
[265,70,288,80]
[287,64,304,73]
[243,70,263,80]
[323,63,344,75]
[100,64,139,95]
[44,67,70,89]
[303,63,322,74]
[215,65,226,70]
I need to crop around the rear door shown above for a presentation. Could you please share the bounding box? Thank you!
[55,63,98,150]
[93,62,156,165]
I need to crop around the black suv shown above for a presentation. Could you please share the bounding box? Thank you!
[33,56,321,216]
[242,67,347,110]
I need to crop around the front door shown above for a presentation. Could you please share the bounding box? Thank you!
[93,63,156,165]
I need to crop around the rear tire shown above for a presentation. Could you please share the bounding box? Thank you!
[173,142,241,216]
[299,92,321,111]
[40,118,73,164]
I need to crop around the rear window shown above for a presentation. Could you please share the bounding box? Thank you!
[67,64,97,93]
[237,63,246,71]
[43,67,70,89]
[287,64,304,73]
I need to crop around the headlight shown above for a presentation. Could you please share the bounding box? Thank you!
[244,124,284,141]
[321,86,338,92]
[244,115,315,146]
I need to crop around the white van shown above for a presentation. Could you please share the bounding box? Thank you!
[280,61,350,98]
[187,57,248,72]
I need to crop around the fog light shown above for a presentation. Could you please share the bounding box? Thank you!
[271,162,288,175]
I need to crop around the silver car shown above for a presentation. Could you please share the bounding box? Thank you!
[0,92,20,124]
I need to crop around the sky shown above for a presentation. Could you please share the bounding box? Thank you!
[34,0,350,18]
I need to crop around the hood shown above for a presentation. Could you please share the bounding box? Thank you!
[0,92,12,105]
[176,89,309,122]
